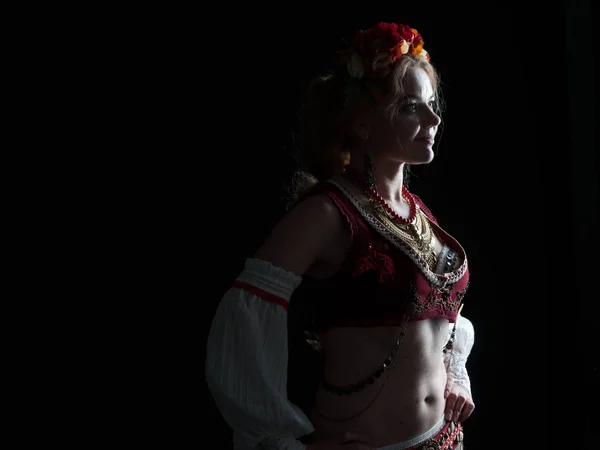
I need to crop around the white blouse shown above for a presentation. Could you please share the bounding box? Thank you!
[445,314,475,396]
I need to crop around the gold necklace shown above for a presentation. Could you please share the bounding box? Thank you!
[340,166,439,269]
[372,205,439,269]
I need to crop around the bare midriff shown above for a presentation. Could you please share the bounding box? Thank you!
[310,318,449,448]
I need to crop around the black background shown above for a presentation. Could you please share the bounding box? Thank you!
[97,1,597,448]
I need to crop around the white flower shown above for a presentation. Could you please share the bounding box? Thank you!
[399,40,410,55]
[347,52,364,79]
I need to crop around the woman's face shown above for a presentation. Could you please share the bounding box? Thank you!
[368,67,441,165]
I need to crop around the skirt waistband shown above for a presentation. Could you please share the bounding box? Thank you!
[376,418,463,450]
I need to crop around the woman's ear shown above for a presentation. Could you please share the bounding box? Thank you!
[352,121,370,141]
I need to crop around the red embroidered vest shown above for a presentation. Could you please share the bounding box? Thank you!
[291,180,469,330]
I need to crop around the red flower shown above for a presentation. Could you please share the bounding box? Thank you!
[398,24,417,43]
[353,22,402,66]
[348,22,429,78]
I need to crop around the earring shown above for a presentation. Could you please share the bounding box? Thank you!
[364,154,376,190]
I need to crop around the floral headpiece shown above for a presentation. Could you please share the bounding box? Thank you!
[338,22,430,80]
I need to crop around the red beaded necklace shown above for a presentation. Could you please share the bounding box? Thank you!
[343,166,417,224]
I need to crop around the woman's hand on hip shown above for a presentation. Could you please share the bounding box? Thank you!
[444,375,475,423]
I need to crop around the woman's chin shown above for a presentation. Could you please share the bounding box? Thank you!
[409,152,435,165]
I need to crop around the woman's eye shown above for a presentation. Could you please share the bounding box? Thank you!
[402,101,436,113]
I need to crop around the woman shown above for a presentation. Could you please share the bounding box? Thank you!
[206,22,475,450]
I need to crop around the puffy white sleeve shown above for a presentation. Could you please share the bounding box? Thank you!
[444,313,475,398]
[205,258,314,450]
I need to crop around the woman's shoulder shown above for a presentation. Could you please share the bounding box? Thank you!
[253,190,349,277]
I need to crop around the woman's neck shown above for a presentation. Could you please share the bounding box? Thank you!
[348,155,407,205]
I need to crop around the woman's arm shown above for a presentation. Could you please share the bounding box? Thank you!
[444,313,475,397]
[443,313,475,422]
[206,194,348,450]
